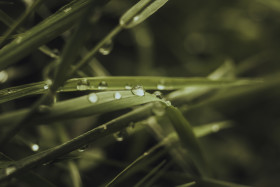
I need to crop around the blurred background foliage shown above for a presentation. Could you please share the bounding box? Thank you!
[1,0,280,186]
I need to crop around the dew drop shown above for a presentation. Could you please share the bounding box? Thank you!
[5,166,16,176]
[157,84,165,90]
[125,84,132,90]
[143,152,149,156]
[64,7,72,13]
[113,130,128,142]
[211,124,220,132]
[7,89,13,94]
[44,84,49,90]
[31,144,39,152]
[77,79,90,91]
[133,15,140,22]
[98,81,108,90]
[131,85,145,96]
[78,144,89,152]
[88,93,98,103]
[114,91,122,100]
[99,40,113,55]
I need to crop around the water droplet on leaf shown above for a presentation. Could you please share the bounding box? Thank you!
[113,130,128,142]
[0,71,8,83]
[31,144,39,152]
[77,79,90,90]
[114,92,122,99]
[78,144,89,152]
[99,40,113,55]
[131,85,145,96]
[98,81,108,89]
[88,93,98,103]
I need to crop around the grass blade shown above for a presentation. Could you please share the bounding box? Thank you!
[0,102,157,182]
[166,106,209,177]
[0,91,162,126]
[0,0,91,70]
[0,76,261,104]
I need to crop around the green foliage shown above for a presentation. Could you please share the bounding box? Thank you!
[0,0,279,186]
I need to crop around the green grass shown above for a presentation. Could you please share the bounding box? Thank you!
[0,0,280,186]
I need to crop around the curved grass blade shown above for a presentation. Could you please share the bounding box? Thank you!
[166,106,209,177]
[0,91,162,126]
[0,102,158,182]
[0,0,92,70]
[0,76,262,104]
[120,0,169,28]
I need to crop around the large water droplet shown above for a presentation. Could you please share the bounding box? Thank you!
[44,84,49,90]
[88,93,98,103]
[99,40,113,55]
[5,166,16,176]
[77,79,90,91]
[98,81,108,90]
[131,85,145,96]
[31,144,39,152]
[114,92,122,100]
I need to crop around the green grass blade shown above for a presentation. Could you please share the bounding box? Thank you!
[0,91,162,126]
[0,0,91,70]
[51,0,109,92]
[166,106,209,177]
[0,102,157,182]
[0,0,44,46]
[120,0,169,28]
[193,121,233,137]
[0,76,262,104]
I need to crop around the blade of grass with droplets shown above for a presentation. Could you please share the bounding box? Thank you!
[0,76,262,104]
[0,102,158,182]
[166,106,209,177]
[0,91,162,127]
[0,0,92,70]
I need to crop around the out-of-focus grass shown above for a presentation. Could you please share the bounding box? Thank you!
[0,0,279,186]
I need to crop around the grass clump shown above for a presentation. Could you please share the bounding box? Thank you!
[0,0,280,186]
